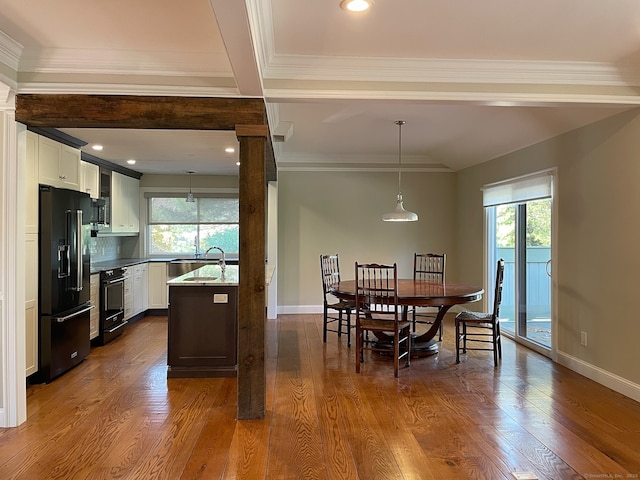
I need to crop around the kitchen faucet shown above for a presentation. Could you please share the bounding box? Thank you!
[204,246,226,273]
[193,237,201,258]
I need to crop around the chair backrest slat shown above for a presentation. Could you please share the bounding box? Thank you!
[355,262,399,317]
[493,259,505,319]
[320,254,341,295]
[414,253,446,283]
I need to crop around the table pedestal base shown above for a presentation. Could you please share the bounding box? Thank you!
[372,335,439,358]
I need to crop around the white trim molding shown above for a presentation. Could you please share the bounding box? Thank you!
[0,107,27,427]
[557,350,640,403]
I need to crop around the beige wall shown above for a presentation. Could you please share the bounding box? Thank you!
[277,170,457,308]
[277,108,640,389]
[457,108,640,385]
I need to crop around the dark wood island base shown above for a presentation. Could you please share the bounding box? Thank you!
[167,284,238,378]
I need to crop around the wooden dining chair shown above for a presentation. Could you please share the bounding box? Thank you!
[320,254,355,346]
[355,262,411,377]
[412,253,446,340]
[455,259,505,366]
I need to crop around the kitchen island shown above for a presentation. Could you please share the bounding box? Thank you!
[166,264,239,378]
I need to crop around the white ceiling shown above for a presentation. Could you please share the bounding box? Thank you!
[1,0,639,175]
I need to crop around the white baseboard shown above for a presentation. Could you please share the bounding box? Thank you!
[557,351,640,403]
[278,305,323,315]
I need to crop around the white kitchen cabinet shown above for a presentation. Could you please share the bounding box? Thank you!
[132,263,148,316]
[111,172,140,233]
[38,135,81,191]
[90,274,100,340]
[81,161,100,199]
[25,233,38,377]
[123,269,133,321]
[148,262,168,309]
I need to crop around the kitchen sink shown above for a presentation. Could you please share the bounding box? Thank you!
[168,259,221,277]
[182,276,218,282]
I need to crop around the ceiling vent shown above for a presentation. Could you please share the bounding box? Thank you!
[273,121,293,142]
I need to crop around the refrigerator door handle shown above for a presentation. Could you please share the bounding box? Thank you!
[55,304,94,323]
[73,209,84,292]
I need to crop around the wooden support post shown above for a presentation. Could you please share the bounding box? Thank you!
[236,124,268,420]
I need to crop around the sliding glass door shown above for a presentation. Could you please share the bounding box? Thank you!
[484,171,554,356]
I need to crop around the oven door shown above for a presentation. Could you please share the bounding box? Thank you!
[101,276,126,343]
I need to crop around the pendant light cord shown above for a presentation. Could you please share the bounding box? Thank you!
[396,120,405,196]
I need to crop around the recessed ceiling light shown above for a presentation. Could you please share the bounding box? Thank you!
[127,159,136,165]
[225,147,235,153]
[340,0,373,12]
[92,144,103,151]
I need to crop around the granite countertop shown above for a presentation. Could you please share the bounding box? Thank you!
[167,264,276,287]
[167,264,239,286]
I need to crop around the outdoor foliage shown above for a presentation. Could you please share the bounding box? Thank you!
[149,197,239,255]
[496,199,551,247]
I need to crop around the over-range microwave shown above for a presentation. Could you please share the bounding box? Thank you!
[90,198,107,226]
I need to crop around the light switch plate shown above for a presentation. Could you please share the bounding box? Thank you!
[213,293,228,303]
[511,473,538,480]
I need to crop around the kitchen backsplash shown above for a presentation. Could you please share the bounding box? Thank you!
[90,236,139,262]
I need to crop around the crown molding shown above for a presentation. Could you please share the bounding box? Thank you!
[263,53,640,87]
[275,152,452,173]
[0,30,22,71]
[18,48,233,77]
[265,86,640,107]
[277,162,451,173]
[15,81,239,97]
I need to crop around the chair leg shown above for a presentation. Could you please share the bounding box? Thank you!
[338,310,343,338]
[393,331,399,378]
[346,310,352,347]
[455,320,461,363]
[322,306,328,343]
[493,327,498,366]
[355,327,362,373]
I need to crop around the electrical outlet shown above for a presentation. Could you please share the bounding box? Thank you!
[580,331,587,346]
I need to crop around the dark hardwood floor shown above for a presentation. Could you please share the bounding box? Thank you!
[1,314,639,479]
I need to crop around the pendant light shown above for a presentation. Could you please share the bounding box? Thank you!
[382,120,418,222]
[186,171,196,203]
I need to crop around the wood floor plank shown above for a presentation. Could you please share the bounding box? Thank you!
[2,313,640,479]
[266,317,329,479]
[180,379,237,480]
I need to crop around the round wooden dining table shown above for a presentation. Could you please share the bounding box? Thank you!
[332,279,484,356]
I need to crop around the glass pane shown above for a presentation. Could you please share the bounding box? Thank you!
[495,204,516,336]
[524,199,552,347]
[149,224,198,255]
[199,198,239,222]
[149,198,197,223]
[199,224,239,255]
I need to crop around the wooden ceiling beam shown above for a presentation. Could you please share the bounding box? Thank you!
[15,94,267,130]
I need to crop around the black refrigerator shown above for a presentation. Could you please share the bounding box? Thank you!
[35,185,93,383]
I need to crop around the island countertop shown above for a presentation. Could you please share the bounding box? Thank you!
[166,264,275,286]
